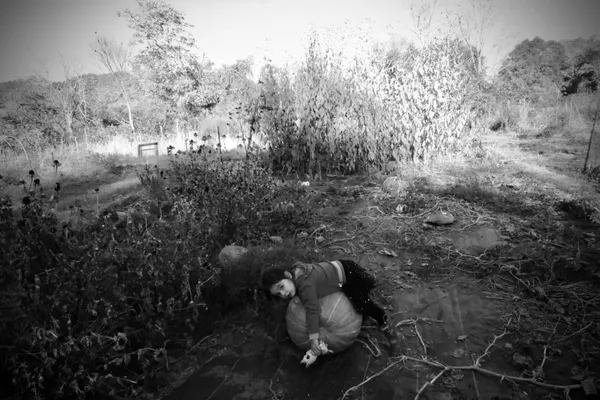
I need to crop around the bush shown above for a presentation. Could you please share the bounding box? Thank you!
[0,177,220,399]
[0,156,312,399]
[258,26,473,175]
[140,152,312,256]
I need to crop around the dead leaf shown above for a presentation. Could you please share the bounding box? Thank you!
[582,377,597,395]
[450,369,464,381]
[512,352,533,366]
[571,365,586,381]
[457,335,468,341]
[452,348,465,358]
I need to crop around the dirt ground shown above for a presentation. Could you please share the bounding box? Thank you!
[2,130,599,400]
[158,165,598,400]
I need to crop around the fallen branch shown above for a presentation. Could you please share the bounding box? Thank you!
[339,359,404,400]
[341,317,585,400]
[395,318,443,354]
[400,354,582,395]
[414,366,449,399]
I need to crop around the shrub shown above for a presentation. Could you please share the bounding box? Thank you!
[2,164,288,399]
[139,152,312,256]
[258,25,473,176]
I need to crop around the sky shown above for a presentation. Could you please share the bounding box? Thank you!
[0,0,599,83]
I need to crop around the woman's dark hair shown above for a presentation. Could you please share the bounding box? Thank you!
[261,265,292,291]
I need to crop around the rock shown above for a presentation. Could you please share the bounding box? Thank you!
[270,236,283,243]
[382,177,408,196]
[425,210,455,225]
[450,226,503,255]
[218,245,249,272]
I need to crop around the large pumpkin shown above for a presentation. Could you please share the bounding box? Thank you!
[286,292,363,353]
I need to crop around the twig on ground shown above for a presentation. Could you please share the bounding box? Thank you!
[339,359,404,400]
[206,358,240,400]
[398,354,582,395]
[556,322,594,343]
[395,317,444,327]
[391,317,584,398]
[459,215,489,233]
[308,224,329,239]
[413,323,427,354]
[328,245,352,254]
[163,333,216,369]
[325,236,356,245]
[537,345,549,377]
[361,356,372,400]
[357,336,382,358]
[268,379,284,400]
[368,206,385,215]
[474,318,512,367]
[414,366,450,400]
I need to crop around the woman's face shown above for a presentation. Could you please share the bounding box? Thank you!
[270,278,296,299]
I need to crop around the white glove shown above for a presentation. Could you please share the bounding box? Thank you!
[300,341,333,368]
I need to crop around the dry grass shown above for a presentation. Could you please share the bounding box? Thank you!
[0,131,267,183]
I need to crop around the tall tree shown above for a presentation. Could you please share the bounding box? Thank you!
[498,37,567,100]
[119,0,218,117]
[34,61,82,147]
[91,35,136,132]
[561,37,599,95]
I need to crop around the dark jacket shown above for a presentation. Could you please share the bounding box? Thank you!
[293,261,346,340]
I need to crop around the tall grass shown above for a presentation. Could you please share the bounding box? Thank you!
[489,93,596,135]
[0,129,268,181]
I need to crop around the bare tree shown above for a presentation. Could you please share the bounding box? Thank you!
[450,0,517,77]
[407,0,440,46]
[75,74,93,150]
[583,86,600,174]
[35,60,81,148]
[91,35,136,132]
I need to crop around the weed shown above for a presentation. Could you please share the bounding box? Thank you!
[0,157,309,399]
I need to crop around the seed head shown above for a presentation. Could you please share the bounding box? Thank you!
[34,178,40,186]
[22,196,31,206]
[29,170,35,177]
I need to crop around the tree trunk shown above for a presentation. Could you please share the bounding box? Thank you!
[64,112,73,144]
[120,80,135,133]
[582,96,599,173]
[84,126,89,150]
[126,101,135,132]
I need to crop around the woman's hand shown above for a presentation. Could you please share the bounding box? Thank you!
[310,339,322,356]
